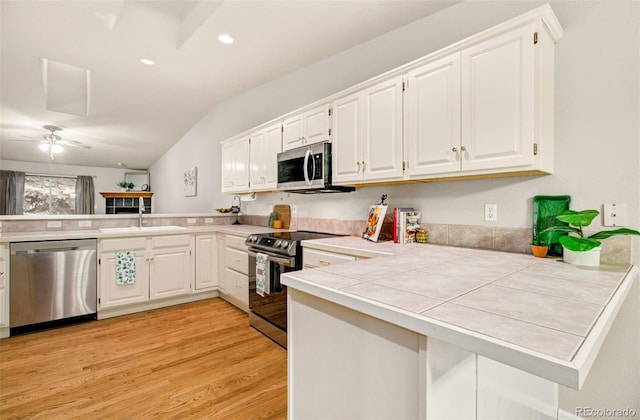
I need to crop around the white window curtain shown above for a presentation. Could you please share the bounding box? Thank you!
[75,175,95,214]
[0,170,25,215]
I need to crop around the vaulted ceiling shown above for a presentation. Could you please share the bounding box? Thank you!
[0,0,456,169]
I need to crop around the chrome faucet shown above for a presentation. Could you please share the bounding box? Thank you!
[138,196,146,228]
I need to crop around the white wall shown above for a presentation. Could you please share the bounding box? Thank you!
[0,160,141,214]
[150,1,640,413]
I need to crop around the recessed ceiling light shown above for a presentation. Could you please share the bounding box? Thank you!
[116,162,125,167]
[217,33,234,45]
[140,58,155,66]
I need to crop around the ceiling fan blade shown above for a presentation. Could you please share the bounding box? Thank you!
[60,142,92,149]
[7,139,41,143]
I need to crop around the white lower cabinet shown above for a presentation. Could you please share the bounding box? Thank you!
[149,235,192,300]
[220,234,249,311]
[303,248,357,269]
[0,243,9,334]
[99,235,193,310]
[195,234,218,290]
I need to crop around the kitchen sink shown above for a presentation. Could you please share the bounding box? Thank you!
[99,225,187,233]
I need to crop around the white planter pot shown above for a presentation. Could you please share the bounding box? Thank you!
[562,246,602,267]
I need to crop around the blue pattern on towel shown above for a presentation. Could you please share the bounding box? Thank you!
[116,251,136,285]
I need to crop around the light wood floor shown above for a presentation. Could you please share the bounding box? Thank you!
[0,298,287,419]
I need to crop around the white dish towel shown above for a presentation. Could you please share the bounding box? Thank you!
[256,253,270,297]
[116,250,136,285]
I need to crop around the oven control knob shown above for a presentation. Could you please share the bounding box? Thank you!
[274,240,282,247]
[248,235,256,242]
[280,240,289,248]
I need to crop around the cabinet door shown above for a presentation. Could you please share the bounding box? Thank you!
[223,267,249,309]
[221,141,235,192]
[99,252,150,309]
[362,76,404,181]
[150,246,191,299]
[216,235,226,292]
[303,104,330,146]
[331,91,363,184]
[232,137,251,192]
[250,123,282,191]
[282,114,304,150]
[461,25,535,171]
[405,53,461,176]
[195,235,217,290]
[0,244,7,328]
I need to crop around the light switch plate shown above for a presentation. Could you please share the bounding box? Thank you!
[603,203,626,226]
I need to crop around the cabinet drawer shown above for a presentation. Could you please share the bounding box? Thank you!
[303,248,356,268]
[151,234,192,249]
[225,235,247,251]
[225,247,248,275]
[100,237,147,253]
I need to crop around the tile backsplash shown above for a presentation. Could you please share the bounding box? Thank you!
[0,214,631,264]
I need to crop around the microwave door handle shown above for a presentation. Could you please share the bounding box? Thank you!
[303,148,311,185]
[311,153,317,181]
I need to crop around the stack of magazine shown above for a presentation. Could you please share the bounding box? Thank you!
[393,208,421,244]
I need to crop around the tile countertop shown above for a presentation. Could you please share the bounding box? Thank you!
[285,237,639,390]
[0,224,282,242]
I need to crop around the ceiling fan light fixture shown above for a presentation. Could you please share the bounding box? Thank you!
[51,144,64,154]
[39,143,50,151]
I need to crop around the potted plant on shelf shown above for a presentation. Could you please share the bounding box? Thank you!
[541,209,640,266]
[117,181,134,192]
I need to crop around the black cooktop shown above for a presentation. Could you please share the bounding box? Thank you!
[253,230,342,242]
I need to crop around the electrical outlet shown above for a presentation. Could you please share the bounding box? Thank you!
[603,203,626,226]
[78,220,92,228]
[187,218,197,224]
[47,221,62,228]
[484,203,497,222]
[205,218,214,224]
[292,205,298,214]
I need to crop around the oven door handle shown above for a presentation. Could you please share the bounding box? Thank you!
[248,249,295,267]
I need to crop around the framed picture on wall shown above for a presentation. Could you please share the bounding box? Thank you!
[183,167,197,197]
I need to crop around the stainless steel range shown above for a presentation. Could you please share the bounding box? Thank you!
[245,230,340,348]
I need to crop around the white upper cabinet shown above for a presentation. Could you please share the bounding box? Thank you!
[405,21,557,178]
[405,53,461,177]
[332,76,404,184]
[460,24,535,172]
[331,91,362,183]
[221,136,250,193]
[220,5,561,192]
[282,104,331,151]
[250,122,282,191]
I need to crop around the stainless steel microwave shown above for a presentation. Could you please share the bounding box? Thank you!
[276,142,354,193]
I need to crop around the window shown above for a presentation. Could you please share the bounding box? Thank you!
[23,175,76,215]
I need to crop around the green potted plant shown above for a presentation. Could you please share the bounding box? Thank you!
[117,181,134,191]
[541,209,640,266]
[530,236,549,258]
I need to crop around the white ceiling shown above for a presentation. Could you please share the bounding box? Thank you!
[0,0,456,170]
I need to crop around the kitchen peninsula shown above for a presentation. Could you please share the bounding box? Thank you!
[283,237,638,419]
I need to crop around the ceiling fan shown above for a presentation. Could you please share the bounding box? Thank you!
[8,125,91,160]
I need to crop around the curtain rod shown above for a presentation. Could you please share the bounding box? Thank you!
[25,173,96,179]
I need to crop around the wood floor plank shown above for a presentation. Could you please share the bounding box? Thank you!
[0,298,287,419]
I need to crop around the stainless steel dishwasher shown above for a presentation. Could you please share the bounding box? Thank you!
[10,239,97,334]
